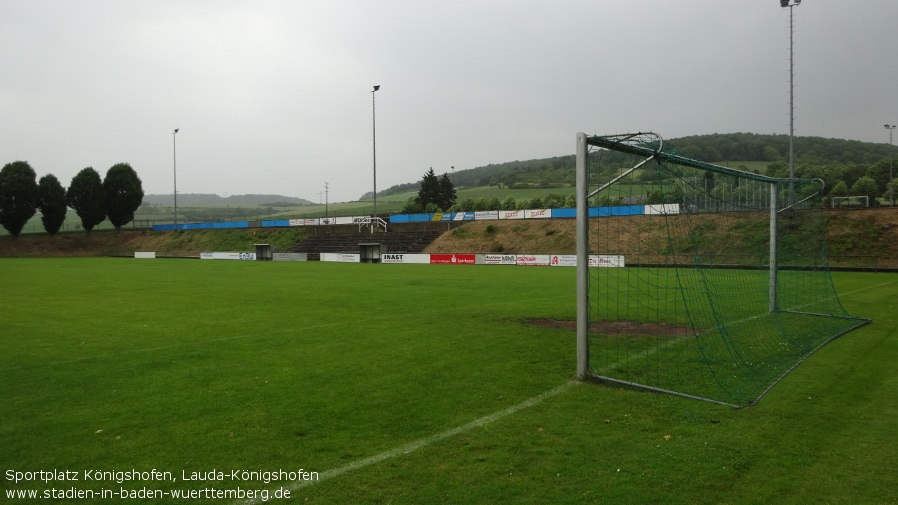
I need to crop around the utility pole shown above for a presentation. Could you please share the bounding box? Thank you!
[886,124,896,206]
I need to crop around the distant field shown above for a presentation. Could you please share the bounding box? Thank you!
[1,259,896,504]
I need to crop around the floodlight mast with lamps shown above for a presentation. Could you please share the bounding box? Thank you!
[781,0,801,180]
[372,85,380,220]
[173,128,179,229]
[886,124,896,206]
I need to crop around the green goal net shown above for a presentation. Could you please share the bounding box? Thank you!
[574,132,870,406]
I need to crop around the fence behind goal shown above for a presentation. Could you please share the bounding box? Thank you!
[575,132,870,406]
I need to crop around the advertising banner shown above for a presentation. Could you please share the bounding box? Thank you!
[430,254,476,265]
[516,254,551,266]
[134,252,156,259]
[201,252,256,260]
[525,209,551,219]
[382,253,430,264]
[549,254,577,267]
[499,210,525,220]
[474,211,499,220]
[272,253,307,261]
[589,255,626,267]
[645,203,680,215]
[321,253,360,263]
[481,254,517,265]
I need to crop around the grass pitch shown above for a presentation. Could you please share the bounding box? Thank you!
[1,259,896,504]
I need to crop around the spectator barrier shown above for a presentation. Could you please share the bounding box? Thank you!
[152,204,680,231]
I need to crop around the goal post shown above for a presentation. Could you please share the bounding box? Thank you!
[575,132,589,380]
[575,131,870,406]
[831,195,869,208]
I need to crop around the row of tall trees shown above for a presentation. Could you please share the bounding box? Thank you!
[0,161,144,237]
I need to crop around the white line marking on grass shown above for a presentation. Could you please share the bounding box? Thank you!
[837,277,898,298]
[235,381,578,505]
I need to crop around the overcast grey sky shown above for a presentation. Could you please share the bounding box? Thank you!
[2,1,896,203]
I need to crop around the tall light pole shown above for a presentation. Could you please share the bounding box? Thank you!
[781,0,801,180]
[324,181,329,218]
[886,124,896,206]
[372,85,380,219]
[173,128,179,229]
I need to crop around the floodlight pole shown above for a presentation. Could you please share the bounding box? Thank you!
[781,0,801,181]
[324,182,329,218]
[886,125,895,206]
[173,128,179,229]
[372,85,380,221]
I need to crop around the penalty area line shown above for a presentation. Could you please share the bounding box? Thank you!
[236,381,578,505]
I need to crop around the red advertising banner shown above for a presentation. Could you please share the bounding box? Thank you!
[430,254,476,265]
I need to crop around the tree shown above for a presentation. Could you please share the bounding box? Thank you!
[37,174,67,235]
[762,145,781,162]
[67,167,106,233]
[400,197,423,214]
[437,173,457,211]
[415,168,456,212]
[103,163,144,230]
[850,176,880,206]
[0,161,40,237]
[885,179,898,206]
[417,168,441,210]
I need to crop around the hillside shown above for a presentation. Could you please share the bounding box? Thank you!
[377,133,897,200]
[141,193,314,206]
[2,209,897,269]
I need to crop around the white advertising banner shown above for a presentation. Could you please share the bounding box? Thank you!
[589,255,626,267]
[200,251,256,260]
[221,252,256,260]
[645,203,680,215]
[272,253,307,261]
[289,218,322,226]
[474,211,499,220]
[549,254,577,267]
[516,254,551,266]
[382,253,430,264]
[481,254,517,265]
[134,252,156,259]
[499,210,525,220]
[524,209,552,219]
[321,253,360,263]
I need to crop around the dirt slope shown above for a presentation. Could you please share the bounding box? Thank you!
[424,208,898,269]
[2,209,897,267]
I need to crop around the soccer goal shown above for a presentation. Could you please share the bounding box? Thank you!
[575,132,870,406]
[831,196,869,208]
